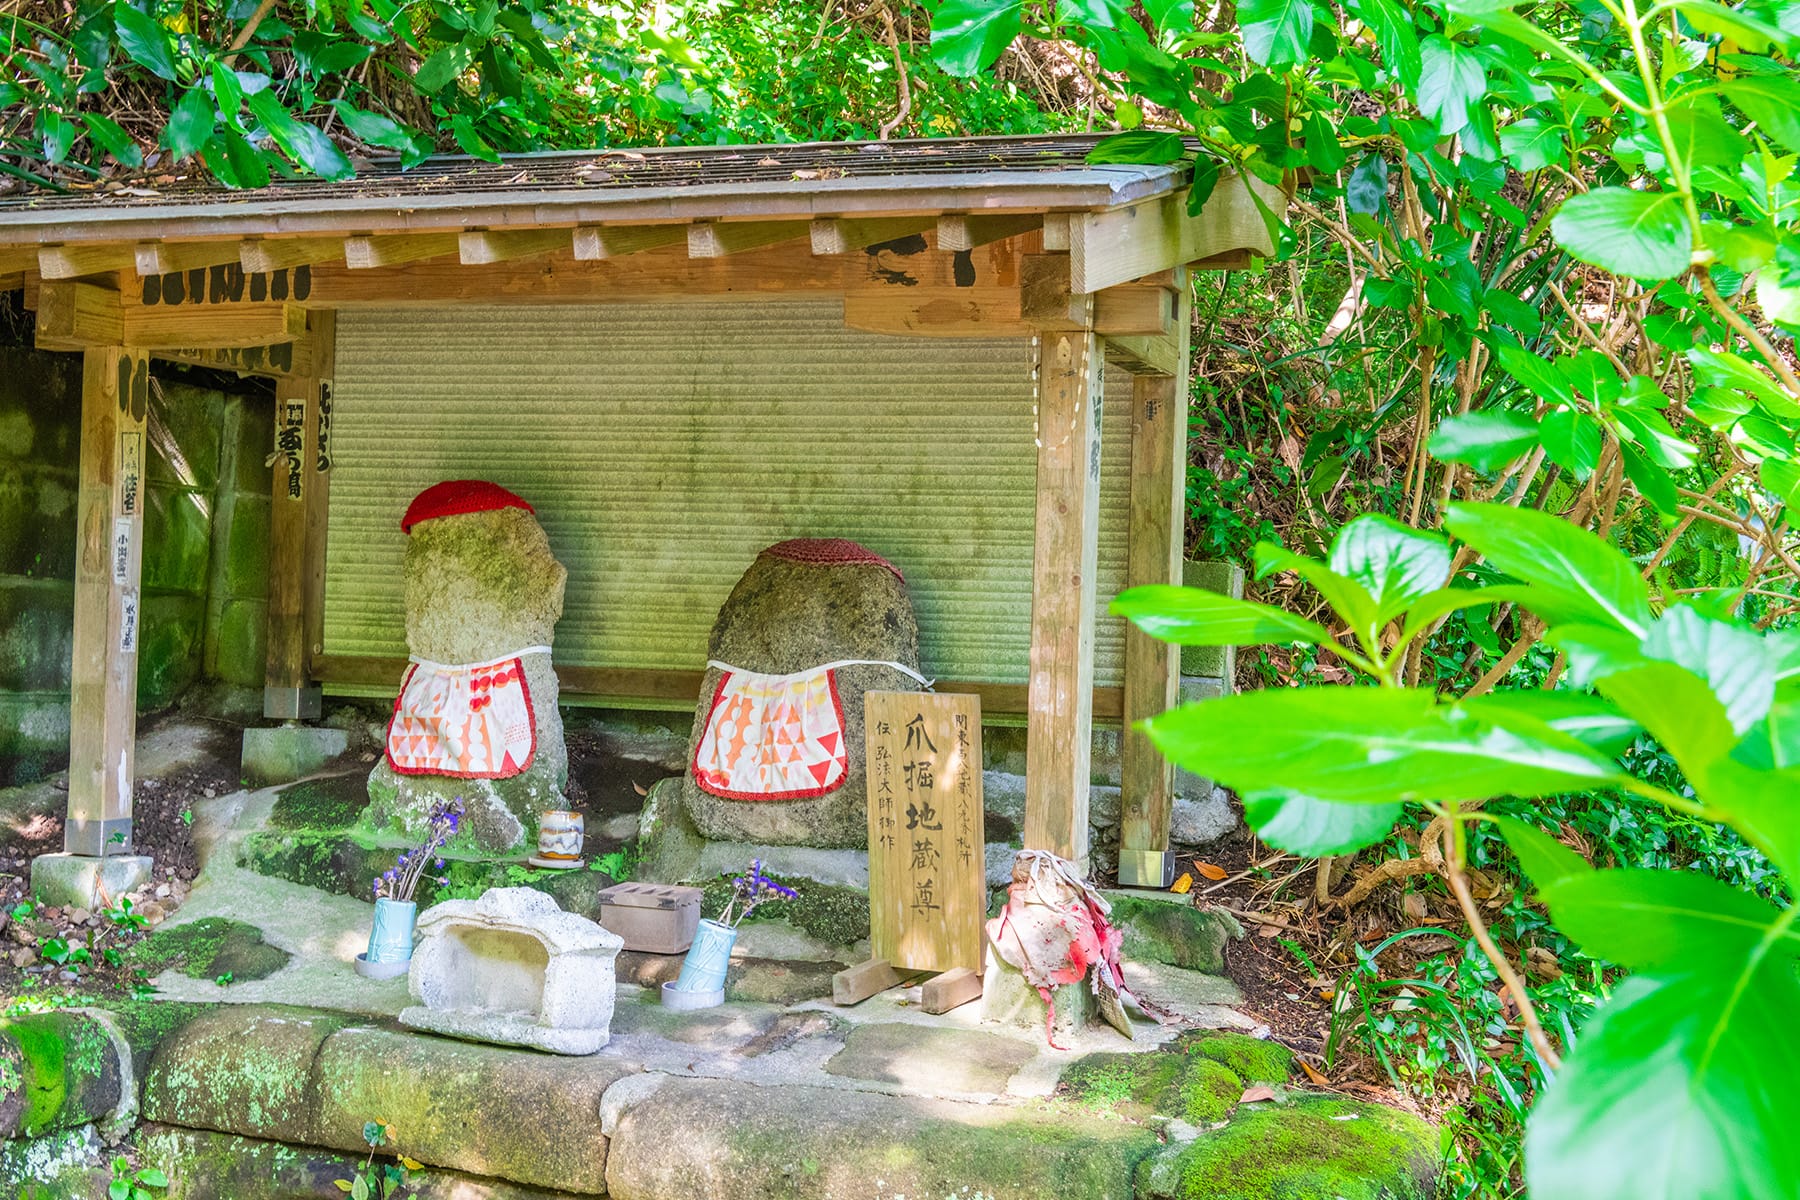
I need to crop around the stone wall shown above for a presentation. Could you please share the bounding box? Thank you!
[0,347,272,785]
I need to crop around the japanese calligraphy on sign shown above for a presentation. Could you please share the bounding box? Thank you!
[865,691,984,972]
[117,432,142,517]
[278,398,306,501]
[316,381,334,473]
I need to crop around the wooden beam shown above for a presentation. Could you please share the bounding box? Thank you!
[152,340,317,379]
[1072,174,1279,293]
[309,654,1124,719]
[936,214,1042,252]
[1119,290,1192,860]
[0,272,22,294]
[65,347,150,858]
[1020,255,1088,331]
[842,289,1026,338]
[1023,327,1105,866]
[266,360,320,717]
[1094,286,1175,337]
[459,228,572,265]
[36,281,123,351]
[242,238,344,273]
[922,966,983,1014]
[686,220,811,258]
[126,302,308,350]
[343,233,459,270]
[134,241,241,277]
[809,217,934,256]
[0,246,35,276]
[1041,214,1072,252]
[570,225,687,260]
[833,959,903,1005]
[302,314,337,682]
[1102,334,1183,378]
[40,242,129,280]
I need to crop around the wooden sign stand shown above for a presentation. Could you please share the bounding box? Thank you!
[834,691,986,1012]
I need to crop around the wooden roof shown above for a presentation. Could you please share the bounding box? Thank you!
[0,135,1191,242]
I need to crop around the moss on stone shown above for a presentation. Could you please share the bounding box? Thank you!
[267,773,370,831]
[1103,892,1241,975]
[3,1019,64,1136]
[699,872,869,949]
[1149,1095,1438,1200]
[132,917,291,982]
[1063,1043,1250,1125]
[0,1012,122,1139]
[1189,1032,1294,1084]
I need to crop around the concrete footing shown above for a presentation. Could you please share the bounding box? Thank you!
[240,725,349,787]
[28,852,154,908]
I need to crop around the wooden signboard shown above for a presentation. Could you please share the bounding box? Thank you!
[865,691,985,972]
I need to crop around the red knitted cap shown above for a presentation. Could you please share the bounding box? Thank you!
[761,538,903,581]
[401,480,535,533]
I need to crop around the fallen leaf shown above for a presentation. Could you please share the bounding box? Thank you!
[1298,1059,1329,1085]
[757,156,783,167]
[1401,892,1427,920]
[1239,1085,1277,1103]
[1195,861,1229,881]
[632,780,649,797]
[1170,873,1193,894]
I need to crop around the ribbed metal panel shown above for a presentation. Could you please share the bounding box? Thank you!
[324,301,1132,687]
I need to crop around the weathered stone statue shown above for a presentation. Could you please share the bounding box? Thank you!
[679,538,925,849]
[366,481,568,852]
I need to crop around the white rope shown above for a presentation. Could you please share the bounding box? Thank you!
[706,657,934,688]
[406,645,553,672]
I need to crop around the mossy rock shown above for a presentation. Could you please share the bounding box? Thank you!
[1139,1095,1439,1200]
[132,917,291,983]
[267,772,371,831]
[1189,1031,1294,1084]
[0,1011,124,1138]
[1103,892,1243,975]
[699,871,869,949]
[1061,1045,1246,1125]
[96,1000,216,1077]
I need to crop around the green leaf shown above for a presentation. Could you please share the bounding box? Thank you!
[165,87,215,161]
[1344,153,1389,215]
[1493,343,1576,406]
[1488,812,1590,890]
[1760,457,1800,508]
[1444,502,1654,636]
[1723,76,1800,153]
[109,1182,129,1200]
[351,1175,371,1200]
[1429,410,1541,472]
[413,43,473,93]
[1254,543,1380,638]
[1462,690,1640,755]
[1550,188,1693,281]
[1756,269,1800,331]
[1239,0,1315,67]
[81,113,142,167]
[1671,0,1797,52]
[1663,101,1748,171]
[1242,789,1404,856]
[1142,687,1628,807]
[1111,585,1332,647]
[1500,116,1566,171]
[113,3,177,81]
[1348,0,1421,85]
[929,0,1024,76]
[1541,868,1797,971]
[246,91,354,180]
[1540,409,1601,478]
[327,101,419,152]
[135,1171,167,1188]
[1686,347,1800,417]
[1526,963,1800,1200]
[1643,604,1775,735]
[1086,130,1187,164]
[1417,35,1486,135]
[1611,407,1697,469]
[1327,514,1454,625]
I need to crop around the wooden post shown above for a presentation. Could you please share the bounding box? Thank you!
[302,314,337,679]
[65,347,150,857]
[1117,290,1193,884]
[1022,327,1104,867]
[265,327,324,719]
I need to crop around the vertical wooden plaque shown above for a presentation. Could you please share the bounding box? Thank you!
[865,691,985,972]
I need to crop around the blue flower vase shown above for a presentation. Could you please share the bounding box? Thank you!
[366,898,418,965]
[672,918,736,993]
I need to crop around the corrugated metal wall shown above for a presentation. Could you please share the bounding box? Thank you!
[323,300,1132,688]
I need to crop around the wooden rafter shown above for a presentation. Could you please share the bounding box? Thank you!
[936,214,1041,252]
[459,228,571,265]
[809,217,934,256]
[343,233,459,270]
[134,241,241,277]
[571,225,687,260]
[242,238,344,273]
[686,220,810,258]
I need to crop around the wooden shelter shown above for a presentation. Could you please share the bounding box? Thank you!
[0,135,1276,881]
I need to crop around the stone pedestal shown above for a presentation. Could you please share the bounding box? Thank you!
[242,726,349,787]
[29,853,152,909]
[978,944,1095,1042]
[400,888,622,1055]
